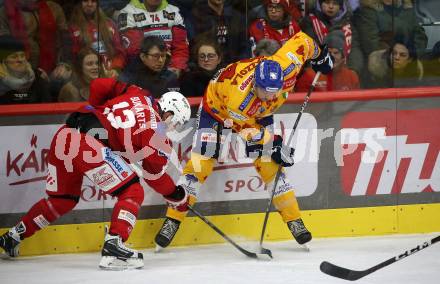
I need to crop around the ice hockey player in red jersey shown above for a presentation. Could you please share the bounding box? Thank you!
[0,78,191,270]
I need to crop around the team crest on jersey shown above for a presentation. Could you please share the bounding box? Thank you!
[163,10,176,20]
[239,92,254,111]
[133,13,147,22]
[87,165,119,192]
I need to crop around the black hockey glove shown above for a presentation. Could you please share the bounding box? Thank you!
[310,45,334,75]
[271,135,295,167]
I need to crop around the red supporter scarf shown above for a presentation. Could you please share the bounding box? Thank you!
[259,18,300,43]
[4,0,57,73]
[309,14,352,56]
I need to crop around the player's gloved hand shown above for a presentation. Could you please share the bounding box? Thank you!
[310,45,334,75]
[271,135,295,167]
[163,185,189,212]
[245,140,263,158]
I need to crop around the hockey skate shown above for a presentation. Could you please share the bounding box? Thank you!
[154,217,180,252]
[287,218,312,250]
[99,233,143,270]
[0,223,24,258]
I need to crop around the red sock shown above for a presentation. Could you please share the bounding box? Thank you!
[20,197,77,238]
[109,183,144,241]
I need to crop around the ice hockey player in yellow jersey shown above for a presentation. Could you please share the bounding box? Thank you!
[155,31,334,250]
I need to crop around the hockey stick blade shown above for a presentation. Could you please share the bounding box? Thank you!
[320,261,367,281]
[320,235,440,281]
[189,205,272,259]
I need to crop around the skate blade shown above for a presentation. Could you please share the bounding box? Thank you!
[301,244,310,252]
[0,252,11,260]
[154,244,164,253]
[99,256,144,271]
[0,251,18,260]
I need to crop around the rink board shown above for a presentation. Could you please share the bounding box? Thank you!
[0,87,440,256]
[1,203,439,256]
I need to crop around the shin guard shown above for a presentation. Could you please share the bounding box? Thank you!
[267,173,301,222]
[109,183,144,242]
[20,197,77,238]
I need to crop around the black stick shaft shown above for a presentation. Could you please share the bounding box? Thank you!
[259,71,321,246]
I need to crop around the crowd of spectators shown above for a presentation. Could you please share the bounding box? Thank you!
[0,0,438,104]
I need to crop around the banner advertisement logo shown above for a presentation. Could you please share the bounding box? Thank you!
[0,113,319,213]
[341,109,440,196]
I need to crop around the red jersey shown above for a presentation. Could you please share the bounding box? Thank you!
[117,3,189,70]
[88,78,175,195]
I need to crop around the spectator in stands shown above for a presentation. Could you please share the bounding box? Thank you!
[189,0,249,64]
[180,37,222,98]
[58,48,104,102]
[248,0,302,25]
[307,0,361,13]
[422,41,440,86]
[119,36,179,98]
[301,0,364,75]
[296,30,360,91]
[117,0,189,78]
[0,35,51,104]
[68,0,126,78]
[354,0,427,69]
[368,36,424,88]
[254,38,281,56]
[249,0,301,56]
[0,0,71,80]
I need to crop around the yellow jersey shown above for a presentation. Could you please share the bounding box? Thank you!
[201,32,320,144]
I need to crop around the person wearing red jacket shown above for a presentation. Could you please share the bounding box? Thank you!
[296,30,359,92]
[249,0,301,56]
[0,78,191,270]
[117,0,189,77]
[69,0,126,77]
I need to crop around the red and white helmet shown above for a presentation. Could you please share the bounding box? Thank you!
[158,91,191,129]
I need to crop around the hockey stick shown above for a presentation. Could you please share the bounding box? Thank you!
[320,235,440,281]
[188,205,273,259]
[259,71,321,251]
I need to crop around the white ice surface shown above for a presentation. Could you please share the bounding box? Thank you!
[1,233,439,284]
